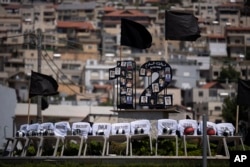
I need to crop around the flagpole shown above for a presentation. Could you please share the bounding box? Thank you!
[37,29,42,123]
[27,98,31,124]
[120,45,122,61]
[236,105,239,134]
[165,40,169,61]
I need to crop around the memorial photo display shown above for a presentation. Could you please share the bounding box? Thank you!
[109,60,172,109]
[109,61,136,109]
[139,61,173,109]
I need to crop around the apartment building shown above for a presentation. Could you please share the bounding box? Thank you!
[184,81,237,122]
[0,0,250,121]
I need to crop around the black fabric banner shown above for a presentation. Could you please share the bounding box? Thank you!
[120,18,152,49]
[165,11,201,41]
[237,79,250,106]
[29,71,59,98]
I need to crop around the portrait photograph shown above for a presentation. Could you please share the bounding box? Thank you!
[121,61,127,67]
[152,83,159,93]
[109,70,115,78]
[164,95,173,106]
[126,71,133,79]
[146,88,152,96]
[126,96,133,104]
[140,68,146,76]
[120,77,126,85]
[126,88,132,96]
[115,67,121,75]
[157,96,164,104]
[141,96,148,103]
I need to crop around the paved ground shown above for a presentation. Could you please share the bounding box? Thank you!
[0,155,230,166]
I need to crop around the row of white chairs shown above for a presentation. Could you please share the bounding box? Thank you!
[3,119,245,157]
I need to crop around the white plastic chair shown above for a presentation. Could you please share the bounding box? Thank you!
[198,121,221,156]
[22,123,41,157]
[37,121,71,157]
[155,119,178,156]
[8,124,29,157]
[83,122,111,156]
[215,123,245,156]
[106,122,130,156]
[178,119,201,156]
[61,122,91,157]
[130,119,152,156]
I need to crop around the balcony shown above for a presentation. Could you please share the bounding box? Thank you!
[77,32,91,37]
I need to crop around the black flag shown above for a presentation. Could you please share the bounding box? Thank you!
[120,18,152,49]
[165,11,201,41]
[29,71,59,98]
[237,79,250,106]
[41,97,49,110]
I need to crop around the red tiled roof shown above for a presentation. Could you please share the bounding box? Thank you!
[144,0,160,3]
[226,26,250,31]
[207,34,225,39]
[57,21,94,30]
[93,84,112,90]
[103,6,116,12]
[104,9,148,17]
[217,2,243,8]
[3,4,21,9]
[201,82,218,89]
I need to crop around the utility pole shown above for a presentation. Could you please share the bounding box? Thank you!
[37,29,42,123]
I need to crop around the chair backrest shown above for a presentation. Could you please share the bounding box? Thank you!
[54,121,71,137]
[19,124,29,132]
[40,122,54,130]
[38,122,55,136]
[111,122,130,135]
[198,121,217,135]
[157,119,178,135]
[71,122,92,138]
[130,119,151,135]
[92,122,111,137]
[178,119,198,136]
[16,124,29,137]
[216,123,235,136]
[26,123,40,136]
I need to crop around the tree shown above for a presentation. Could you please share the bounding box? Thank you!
[217,65,240,83]
[221,96,248,124]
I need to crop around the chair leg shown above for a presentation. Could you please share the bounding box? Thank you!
[102,139,107,156]
[2,138,14,157]
[37,138,44,156]
[78,138,84,156]
[223,138,229,157]
[155,138,158,156]
[149,136,152,155]
[130,140,133,156]
[126,137,129,156]
[207,136,212,156]
[83,141,89,156]
[106,140,110,155]
[240,138,245,151]
[175,136,178,156]
[21,139,30,157]
[53,138,61,157]
[183,136,187,156]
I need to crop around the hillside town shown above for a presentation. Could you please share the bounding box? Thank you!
[0,0,250,129]
[1,0,250,163]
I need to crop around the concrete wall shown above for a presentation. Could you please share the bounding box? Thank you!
[0,85,17,150]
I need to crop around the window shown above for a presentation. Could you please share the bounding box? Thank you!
[198,91,203,97]
[71,75,79,82]
[61,75,67,80]
[209,89,217,97]
[214,71,219,76]
[214,106,221,111]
